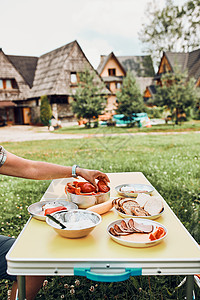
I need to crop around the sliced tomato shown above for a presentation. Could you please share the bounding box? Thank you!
[80,182,96,193]
[149,233,157,241]
[97,180,110,193]
[149,227,165,241]
[44,206,67,216]
[74,187,81,195]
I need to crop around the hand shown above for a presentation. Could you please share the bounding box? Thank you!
[76,168,110,190]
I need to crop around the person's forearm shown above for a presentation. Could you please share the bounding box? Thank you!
[20,160,73,180]
[0,151,110,187]
[0,151,73,180]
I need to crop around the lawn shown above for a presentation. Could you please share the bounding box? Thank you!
[0,132,199,299]
[52,120,200,135]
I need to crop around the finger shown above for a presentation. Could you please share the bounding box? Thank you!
[96,174,110,183]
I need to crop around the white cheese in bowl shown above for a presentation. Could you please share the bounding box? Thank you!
[63,219,95,230]
[120,186,135,192]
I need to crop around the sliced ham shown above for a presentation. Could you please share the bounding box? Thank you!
[144,196,164,216]
[131,206,150,217]
[109,219,153,237]
[132,219,153,233]
[135,193,152,208]
[121,200,139,215]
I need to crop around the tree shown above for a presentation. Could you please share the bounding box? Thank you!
[139,0,200,67]
[151,69,198,124]
[40,95,52,126]
[72,69,107,127]
[116,71,145,126]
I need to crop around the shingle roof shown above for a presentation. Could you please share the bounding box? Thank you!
[165,52,189,73]
[97,53,155,77]
[118,55,155,77]
[7,55,38,87]
[30,41,75,98]
[165,49,200,81]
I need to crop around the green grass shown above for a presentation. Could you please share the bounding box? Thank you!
[52,120,200,135]
[0,132,200,299]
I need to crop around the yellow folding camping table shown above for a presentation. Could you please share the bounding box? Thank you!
[6,172,200,300]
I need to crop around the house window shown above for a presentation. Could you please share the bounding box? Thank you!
[0,79,15,89]
[108,68,116,76]
[116,82,121,89]
[6,79,12,89]
[70,72,77,84]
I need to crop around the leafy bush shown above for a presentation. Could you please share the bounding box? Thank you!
[40,95,52,126]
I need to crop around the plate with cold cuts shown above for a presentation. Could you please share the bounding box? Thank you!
[28,200,78,221]
[107,218,167,248]
[113,193,164,220]
[115,184,154,198]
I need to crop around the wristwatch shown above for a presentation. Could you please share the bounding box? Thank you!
[72,165,80,178]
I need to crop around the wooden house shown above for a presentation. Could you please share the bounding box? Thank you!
[97,52,154,114]
[29,40,109,123]
[144,49,200,101]
[0,48,38,124]
[0,40,109,125]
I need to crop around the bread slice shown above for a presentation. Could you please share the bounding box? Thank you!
[135,193,151,208]
[144,196,164,216]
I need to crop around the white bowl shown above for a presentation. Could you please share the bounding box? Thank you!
[46,209,102,238]
[115,184,154,198]
[67,190,110,208]
[28,200,78,221]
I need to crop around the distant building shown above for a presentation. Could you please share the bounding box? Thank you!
[144,49,200,102]
[0,41,109,125]
[0,49,37,124]
[97,52,155,114]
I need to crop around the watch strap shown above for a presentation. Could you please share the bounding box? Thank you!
[72,165,80,178]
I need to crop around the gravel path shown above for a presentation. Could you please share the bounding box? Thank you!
[0,126,85,142]
[0,125,199,143]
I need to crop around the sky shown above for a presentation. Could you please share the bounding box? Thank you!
[0,0,186,69]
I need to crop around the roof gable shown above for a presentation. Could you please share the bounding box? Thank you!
[187,49,200,80]
[31,41,75,97]
[30,40,110,98]
[157,49,200,82]
[7,55,38,87]
[97,53,155,78]
[165,51,188,73]
[97,52,126,76]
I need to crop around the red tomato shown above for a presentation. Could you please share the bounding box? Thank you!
[80,183,96,193]
[97,180,110,193]
[44,206,67,216]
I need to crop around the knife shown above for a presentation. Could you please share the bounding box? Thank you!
[46,214,66,229]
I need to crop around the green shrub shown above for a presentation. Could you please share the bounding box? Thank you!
[40,95,52,126]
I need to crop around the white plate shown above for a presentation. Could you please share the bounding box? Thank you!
[107,218,167,248]
[114,207,164,220]
[28,200,78,221]
[115,184,154,198]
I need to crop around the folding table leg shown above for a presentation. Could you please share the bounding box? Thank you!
[186,275,194,300]
[17,276,26,300]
